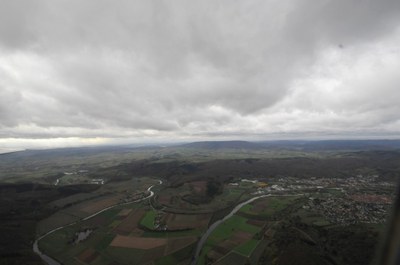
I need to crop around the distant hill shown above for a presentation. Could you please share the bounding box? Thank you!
[179,140,261,149]
[257,139,400,151]
[2,140,400,160]
[179,139,400,151]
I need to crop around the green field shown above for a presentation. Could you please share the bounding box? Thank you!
[234,239,260,256]
[155,243,196,265]
[106,246,145,264]
[197,196,304,265]
[140,210,157,229]
[239,196,300,218]
[199,212,262,264]
[209,215,260,242]
[95,233,115,251]
[239,204,252,213]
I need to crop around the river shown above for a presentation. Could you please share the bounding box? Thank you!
[33,180,162,265]
[191,194,269,265]
[35,182,296,265]
[191,193,304,265]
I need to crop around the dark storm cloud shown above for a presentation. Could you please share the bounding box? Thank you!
[286,0,400,44]
[0,0,400,149]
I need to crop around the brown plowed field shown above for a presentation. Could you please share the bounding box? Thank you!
[218,240,238,253]
[212,243,231,256]
[211,231,252,257]
[130,228,144,236]
[164,237,197,255]
[251,204,266,213]
[230,231,252,244]
[158,195,171,205]
[163,213,210,230]
[114,209,145,235]
[189,181,207,193]
[80,196,121,214]
[77,248,98,263]
[86,215,109,226]
[246,219,265,227]
[207,249,225,261]
[141,245,166,263]
[118,208,133,216]
[110,235,167,249]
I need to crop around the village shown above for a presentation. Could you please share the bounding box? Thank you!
[237,174,395,225]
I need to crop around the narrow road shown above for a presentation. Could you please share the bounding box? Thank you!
[33,180,162,265]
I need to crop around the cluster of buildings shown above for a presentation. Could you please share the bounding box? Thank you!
[275,174,395,190]
[243,174,395,225]
[90,178,104,185]
[306,196,390,225]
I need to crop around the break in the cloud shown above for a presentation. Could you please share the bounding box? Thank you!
[1,0,400,150]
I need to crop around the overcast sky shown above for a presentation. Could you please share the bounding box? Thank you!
[1,0,400,151]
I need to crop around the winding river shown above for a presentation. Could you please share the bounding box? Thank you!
[35,181,299,265]
[191,193,304,265]
[191,194,269,265]
[33,180,162,265]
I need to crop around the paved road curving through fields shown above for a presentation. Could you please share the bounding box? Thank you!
[33,180,162,265]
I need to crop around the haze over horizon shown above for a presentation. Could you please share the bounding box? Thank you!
[1,0,400,151]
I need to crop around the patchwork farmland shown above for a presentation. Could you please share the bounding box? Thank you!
[34,158,392,265]
[196,196,303,265]
[39,196,205,264]
[37,176,263,265]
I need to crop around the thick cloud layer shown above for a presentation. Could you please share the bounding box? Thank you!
[1,0,400,149]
